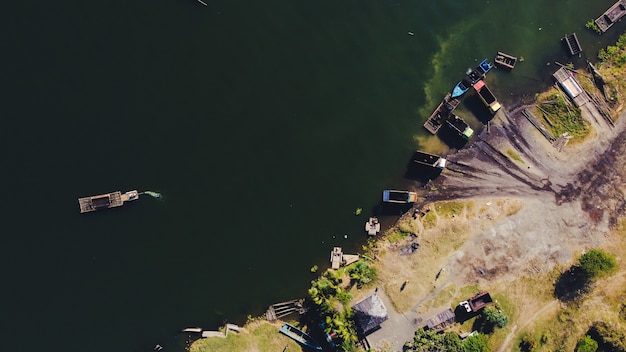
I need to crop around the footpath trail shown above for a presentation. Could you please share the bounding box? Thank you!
[498,300,559,352]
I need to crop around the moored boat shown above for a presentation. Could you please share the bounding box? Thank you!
[382,190,418,204]
[279,323,323,351]
[494,51,517,69]
[365,217,381,236]
[473,80,501,114]
[445,115,474,139]
[411,151,447,169]
[451,59,493,98]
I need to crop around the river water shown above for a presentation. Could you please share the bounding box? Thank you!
[1,1,624,351]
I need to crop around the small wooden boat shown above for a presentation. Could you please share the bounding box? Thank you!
[78,190,139,213]
[365,217,381,236]
[445,115,474,139]
[423,93,460,134]
[473,80,501,114]
[279,323,323,350]
[411,151,447,169]
[382,190,418,204]
[451,59,493,98]
[494,51,517,69]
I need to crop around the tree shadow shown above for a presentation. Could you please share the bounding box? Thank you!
[462,94,495,125]
[471,314,495,334]
[554,265,590,302]
[453,305,480,325]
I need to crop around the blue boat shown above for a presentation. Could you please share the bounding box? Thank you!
[279,323,323,351]
[451,59,494,98]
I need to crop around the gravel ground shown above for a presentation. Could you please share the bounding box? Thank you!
[363,102,626,351]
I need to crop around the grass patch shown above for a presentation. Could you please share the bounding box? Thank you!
[384,228,407,243]
[422,211,437,229]
[432,283,457,308]
[534,88,589,140]
[190,321,301,352]
[505,148,524,163]
[435,201,465,218]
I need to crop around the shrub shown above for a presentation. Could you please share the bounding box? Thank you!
[520,335,537,352]
[576,335,598,352]
[483,306,509,329]
[578,249,617,279]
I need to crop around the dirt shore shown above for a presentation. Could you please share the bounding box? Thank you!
[355,97,626,350]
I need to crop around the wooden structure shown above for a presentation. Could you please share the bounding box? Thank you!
[459,292,493,313]
[473,80,501,114]
[352,294,388,335]
[78,190,139,213]
[445,114,474,139]
[330,247,343,269]
[552,67,590,107]
[279,323,323,350]
[265,299,305,321]
[494,51,517,69]
[423,93,460,134]
[426,308,456,331]
[521,109,556,142]
[382,190,418,203]
[365,217,381,236]
[563,33,582,56]
[411,151,447,169]
[595,0,626,33]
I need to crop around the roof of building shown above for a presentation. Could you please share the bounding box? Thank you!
[352,294,388,335]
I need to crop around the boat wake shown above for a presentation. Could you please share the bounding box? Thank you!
[141,191,163,199]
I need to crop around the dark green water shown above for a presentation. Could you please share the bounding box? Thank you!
[1,1,623,351]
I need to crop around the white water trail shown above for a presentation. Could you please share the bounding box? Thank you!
[142,191,162,199]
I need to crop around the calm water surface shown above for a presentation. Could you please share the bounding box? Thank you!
[1,1,624,351]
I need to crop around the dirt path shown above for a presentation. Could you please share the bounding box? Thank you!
[498,300,559,352]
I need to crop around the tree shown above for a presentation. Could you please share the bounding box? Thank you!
[483,306,509,329]
[578,249,617,279]
[576,335,598,352]
[464,333,490,352]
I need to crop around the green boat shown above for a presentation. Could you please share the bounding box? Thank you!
[279,323,323,350]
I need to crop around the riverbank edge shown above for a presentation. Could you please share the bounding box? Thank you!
[189,31,626,352]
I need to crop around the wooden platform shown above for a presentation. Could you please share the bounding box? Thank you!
[563,33,582,56]
[423,93,460,135]
[595,0,626,33]
[552,67,590,107]
[265,299,304,322]
[330,247,343,269]
[494,51,517,69]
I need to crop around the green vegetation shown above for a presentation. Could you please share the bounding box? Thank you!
[354,208,362,215]
[310,265,318,273]
[578,249,617,279]
[597,31,626,105]
[435,201,465,218]
[519,335,538,352]
[576,335,599,352]
[482,306,509,329]
[505,149,524,163]
[307,259,377,349]
[347,261,377,287]
[189,320,301,352]
[589,321,626,351]
[534,89,589,139]
[585,20,602,34]
[403,329,490,352]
